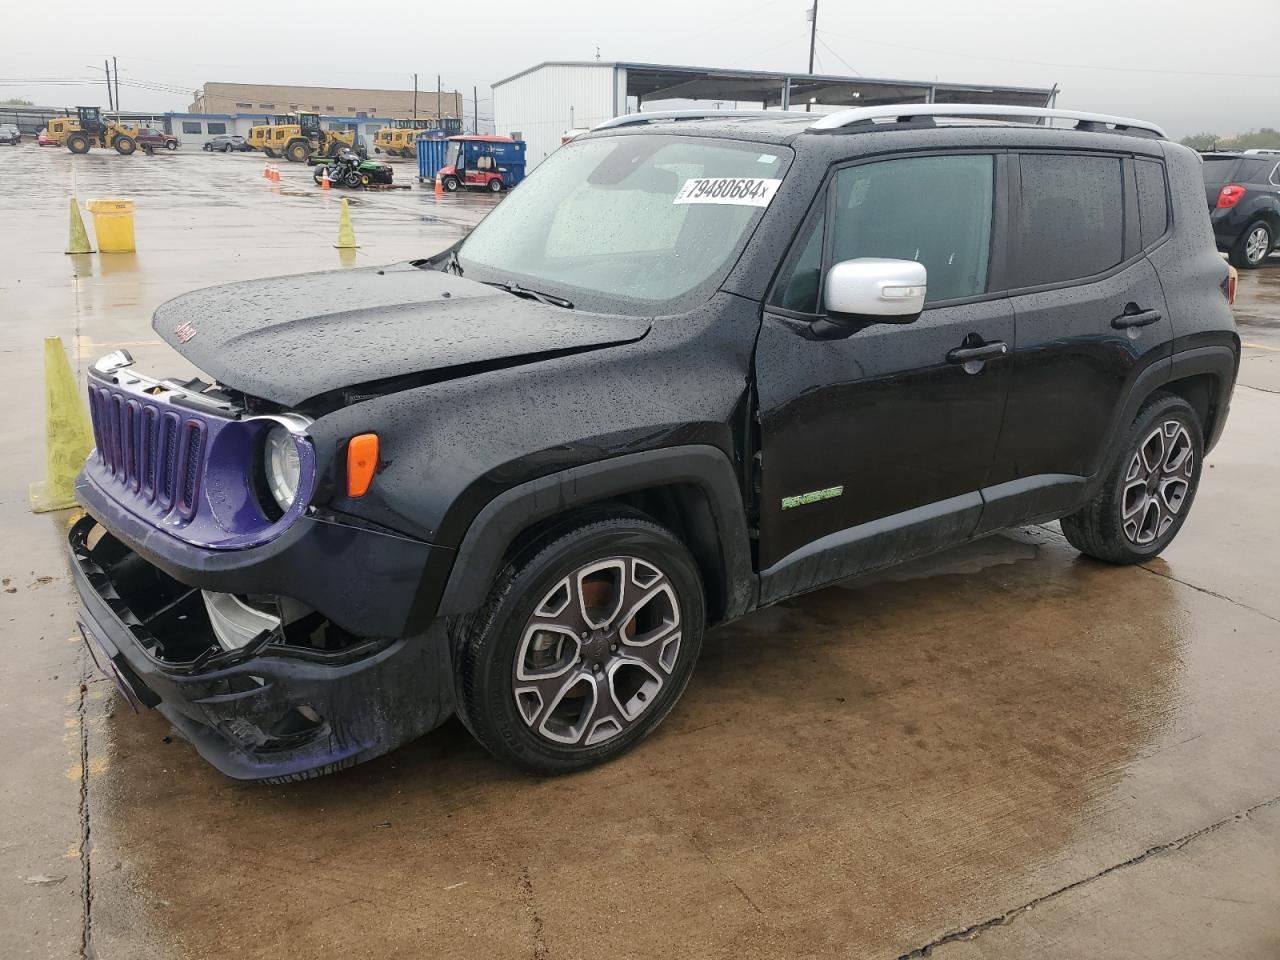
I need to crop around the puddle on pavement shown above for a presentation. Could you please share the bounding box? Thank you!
[83,531,1209,960]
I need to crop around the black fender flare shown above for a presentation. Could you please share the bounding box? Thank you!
[435,445,757,624]
[1084,343,1238,501]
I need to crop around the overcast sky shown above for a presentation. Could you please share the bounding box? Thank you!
[6,0,1275,138]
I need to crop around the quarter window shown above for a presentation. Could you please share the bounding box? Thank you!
[1134,159,1169,248]
[1011,154,1123,288]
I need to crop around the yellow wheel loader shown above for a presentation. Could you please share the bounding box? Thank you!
[372,117,461,158]
[247,114,296,158]
[248,113,359,162]
[52,107,141,155]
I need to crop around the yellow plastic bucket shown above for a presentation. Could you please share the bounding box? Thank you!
[86,198,136,253]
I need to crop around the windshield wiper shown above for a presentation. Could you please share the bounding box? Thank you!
[484,281,574,309]
[444,249,463,276]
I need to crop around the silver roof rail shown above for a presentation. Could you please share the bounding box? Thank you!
[809,104,1166,138]
[593,109,810,130]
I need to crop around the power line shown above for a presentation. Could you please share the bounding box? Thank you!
[816,36,861,76]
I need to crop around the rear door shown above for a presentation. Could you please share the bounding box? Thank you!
[980,151,1172,531]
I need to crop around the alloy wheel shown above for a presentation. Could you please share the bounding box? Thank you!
[513,556,682,747]
[1121,419,1194,545]
[1246,226,1270,265]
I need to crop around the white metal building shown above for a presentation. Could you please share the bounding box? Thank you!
[492,60,1058,170]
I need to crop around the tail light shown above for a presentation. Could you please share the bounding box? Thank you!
[1216,184,1247,209]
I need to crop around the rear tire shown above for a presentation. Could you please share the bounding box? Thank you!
[453,515,705,774]
[1230,221,1272,269]
[262,147,278,159]
[1060,393,1203,564]
[67,133,90,154]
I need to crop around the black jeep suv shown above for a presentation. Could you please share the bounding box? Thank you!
[68,105,1238,781]
[1201,150,1280,268]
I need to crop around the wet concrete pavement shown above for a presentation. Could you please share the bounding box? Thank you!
[2,144,1279,959]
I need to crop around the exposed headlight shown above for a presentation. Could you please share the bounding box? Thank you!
[264,425,303,510]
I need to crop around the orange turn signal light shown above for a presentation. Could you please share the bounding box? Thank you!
[347,433,379,498]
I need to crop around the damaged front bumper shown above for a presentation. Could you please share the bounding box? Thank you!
[68,515,455,781]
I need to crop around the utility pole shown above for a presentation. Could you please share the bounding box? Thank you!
[436,74,442,122]
[413,73,418,120]
[112,56,120,114]
[103,59,114,111]
[806,2,818,112]
[473,85,478,133]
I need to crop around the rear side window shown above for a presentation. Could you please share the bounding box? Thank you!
[1011,154,1123,288]
[1134,159,1169,248]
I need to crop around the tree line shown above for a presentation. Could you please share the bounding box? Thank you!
[1180,128,1280,151]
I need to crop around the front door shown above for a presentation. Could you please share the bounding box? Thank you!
[756,152,1014,602]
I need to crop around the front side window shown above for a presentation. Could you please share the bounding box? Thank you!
[829,154,994,304]
[457,135,791,315]
[1010,153,1123,288]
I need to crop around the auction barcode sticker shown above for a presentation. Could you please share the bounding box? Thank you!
[674,177,781,207]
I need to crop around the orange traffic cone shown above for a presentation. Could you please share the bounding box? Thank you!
[320,169,330,190]
[263,162,270,179]
[434,176,444,197]
[272,164,281,182]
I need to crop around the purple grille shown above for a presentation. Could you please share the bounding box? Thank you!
[88,385,206,511]
[81,372,316,550]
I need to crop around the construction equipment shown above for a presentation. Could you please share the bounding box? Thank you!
[247,114,295,157]
[248,112,359,163]
[373,117,461,158]
[49,107,141,155]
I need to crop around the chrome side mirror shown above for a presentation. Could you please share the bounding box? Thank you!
[815,258,927,337]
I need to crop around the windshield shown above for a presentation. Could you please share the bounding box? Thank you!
[456,134,791,315]
[445,141,462,167]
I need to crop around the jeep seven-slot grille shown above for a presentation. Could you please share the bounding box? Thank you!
[87,384,206,520]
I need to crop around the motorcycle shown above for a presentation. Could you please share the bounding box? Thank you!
[312,149,393,189]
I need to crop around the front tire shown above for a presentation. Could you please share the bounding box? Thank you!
[1230,221,1272,269]
[454,515,705,774]
[488,177,504,193]
[113,135,136,155]
[442,175,460,192]
[285,139,311,163]
[1060,393,1203,564]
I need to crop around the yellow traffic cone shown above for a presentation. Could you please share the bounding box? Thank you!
[29,337,94,513]
[65,198,94,255]
[334,198,358,249]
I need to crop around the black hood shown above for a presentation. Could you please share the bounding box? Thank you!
[153,262,650,406]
